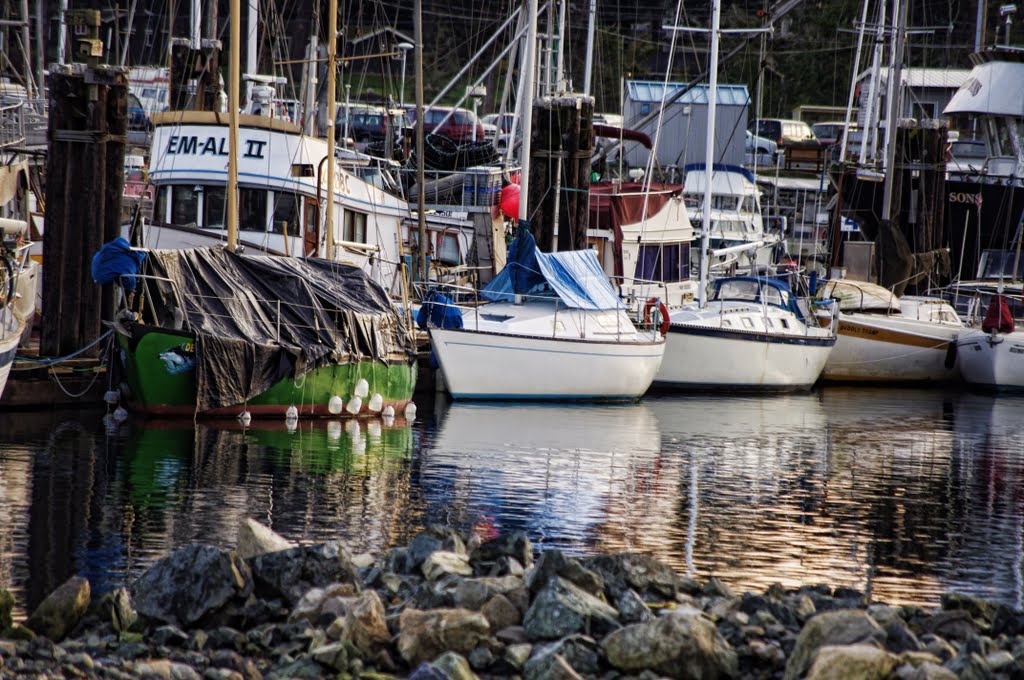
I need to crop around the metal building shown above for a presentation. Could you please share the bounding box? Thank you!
[622,81,750,176]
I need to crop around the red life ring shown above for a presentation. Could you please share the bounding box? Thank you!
[642,297,671,336]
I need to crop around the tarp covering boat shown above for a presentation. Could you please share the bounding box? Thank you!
[480,226,624,310]
[129,248,415,410]
[589,181,682,278]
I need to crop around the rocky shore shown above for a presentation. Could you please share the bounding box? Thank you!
[1,520,1022,679]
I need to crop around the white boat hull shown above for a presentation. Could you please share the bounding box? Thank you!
[656,325,834,389]
[429,327,665,400]
[957,329,1024,390]
[822,315,961,382]
[0,319,20,399]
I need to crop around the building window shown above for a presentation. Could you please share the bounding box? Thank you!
[204,186,226,229]
[271,191,300,236]
[239,188,268,231]
[436,232,460,265]
[344,210,367,243]
[171,186,199,225]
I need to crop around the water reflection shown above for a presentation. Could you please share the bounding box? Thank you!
[1,388,1024,612]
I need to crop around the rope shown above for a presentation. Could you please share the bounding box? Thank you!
[15,330,114,366]
[827,339,951,366]
[49,362,103,398]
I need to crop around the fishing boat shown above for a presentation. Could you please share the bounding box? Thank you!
[656,0,836,391]
[425,226,666,400]
[815,278,964,383]
[111,247,417,417]
[0,218,37,400]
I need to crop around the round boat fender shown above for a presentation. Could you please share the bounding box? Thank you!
[642,297,671,336]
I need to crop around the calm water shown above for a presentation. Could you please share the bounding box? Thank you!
[1,387,1023,615]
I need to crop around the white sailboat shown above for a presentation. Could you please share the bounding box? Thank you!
[957,290,1024,390]
[0,219,37,400]
[654,0,836,390]
[425,1,665,401]
[815,279,964,382]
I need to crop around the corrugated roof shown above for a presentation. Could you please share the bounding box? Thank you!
[626,80,751,107]
[854,67,972,89]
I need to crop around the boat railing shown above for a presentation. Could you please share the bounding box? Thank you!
[0,100,25,149]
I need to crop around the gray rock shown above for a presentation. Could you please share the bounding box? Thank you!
[505,642,533,670]
[151,625,189,648]
[481,593,521,631]
[407,533,445,573]
[581,553,678,600]
[805,644,896,680]
[208,649,262,680]
[24,576,91,641]
[310,641,348,671]
[344,589,391,655]
[105,588,137,634]
[614,588,654,624]
[468,645,495,670]
[894,660,957,680]
[235,519,295,561]
[453,576,527,612]
[408,662,449,680]
[526,635,600,677]
[433,651,478,679]
[523,577,619,641]
[471,531,534,570]
[940,593,997,624]
[601,608,738,679]
[131,545,251,627]
[288,583,357,624]
[884,620,923,654]
[264,658,323,679]
[398,607,490,666]
[249,541,356,606]
[423,551,474,581]
[522,651,585,680]
[704,577,735,599]
[921,609,977,642]
[784,609,887,680]
[526,550,603,598]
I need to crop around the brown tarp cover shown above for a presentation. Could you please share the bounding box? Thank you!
[589,182,682,278]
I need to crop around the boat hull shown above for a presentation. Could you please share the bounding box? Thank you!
[0,331,17,399]
[957,329,1024,390]
[821,315,960,382]
[655,325,835,390]
[428,327,665,400]
[117,326,416,417]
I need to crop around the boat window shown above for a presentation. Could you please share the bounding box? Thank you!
[271,191,300,236]
[153,186,168,224]
[204,186,226,229]
[742,317,755,328]
[436,232,460,265]
[988,117,1015,156]
[239,188,268,232]
[480,313,513,322]
[171,185,198,226]
[741,195,756,213]
[780,318,790,329]
[711,195,738,211]
[344,210,367,243]
[634,243,690,283]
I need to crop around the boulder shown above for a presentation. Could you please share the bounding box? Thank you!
[601,608,738,679]
[921,610,977,642]
[784,609,886,680]
[471,531,533,570]
[453,576,528,613]
[580,553,678,600]
[344,590,391,655]
[398,608,490,666]
[526,550,603,598]
[131,545,251,628]
[24,576,91,641]
[433,651,478,680]
[249,542,356,606]
[525,635,600,677]
[523,651,586,679]
[805,645,896,680]
[289,583,357,624]
[423,552,473,581]
[105,588,137,633]
[522,577,619,641]
[940,593,997,624]
[235,519,295,560]
[481,594,521,631]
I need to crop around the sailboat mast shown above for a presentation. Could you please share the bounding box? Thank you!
[583,0,596,96]
[518,0,539,226]
[698,0,721,310]
[227,0,240,251]
[881,0,908,222]
[325,0,338,259]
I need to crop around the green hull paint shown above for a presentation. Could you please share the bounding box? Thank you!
[117,327,416,417]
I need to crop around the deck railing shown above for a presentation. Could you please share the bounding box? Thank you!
[0,101,25,149]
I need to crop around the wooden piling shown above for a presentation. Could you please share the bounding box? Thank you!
[41,63,128,358]
[169,37,222,112]
[526,95,595,252]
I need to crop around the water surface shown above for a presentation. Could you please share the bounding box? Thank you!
[1,387,1022,614]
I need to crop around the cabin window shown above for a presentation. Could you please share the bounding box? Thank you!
[153,186,169,223]
[271,191,300,236]
[742,317,755,329]
[171,186,199,225]
[634,243,691,284]
[239,188,268,232]
[344,210,367,243]
[780,318,790,329]
[436,232,461,265]
[204,186,226,229]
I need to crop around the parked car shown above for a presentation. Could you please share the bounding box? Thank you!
[811,121,855,146]
[407,106,486,142]
[749,118,817,146]
[336,104,409,144]
[482,113,517,151]
[745,129,778,157]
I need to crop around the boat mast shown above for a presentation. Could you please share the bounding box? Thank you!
[414,0,426,279]
[583,0,596,96]
[246,0,257,108]
[698,0,721,310]
[880,0,908,222]
[325,0,338,259]
[227,0,240,251]
[860,0,886,166]
[518,0,539,228]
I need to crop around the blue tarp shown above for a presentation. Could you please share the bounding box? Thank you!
[92,237,147,289]
[481,225,623,310]
[417,289,464,329]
